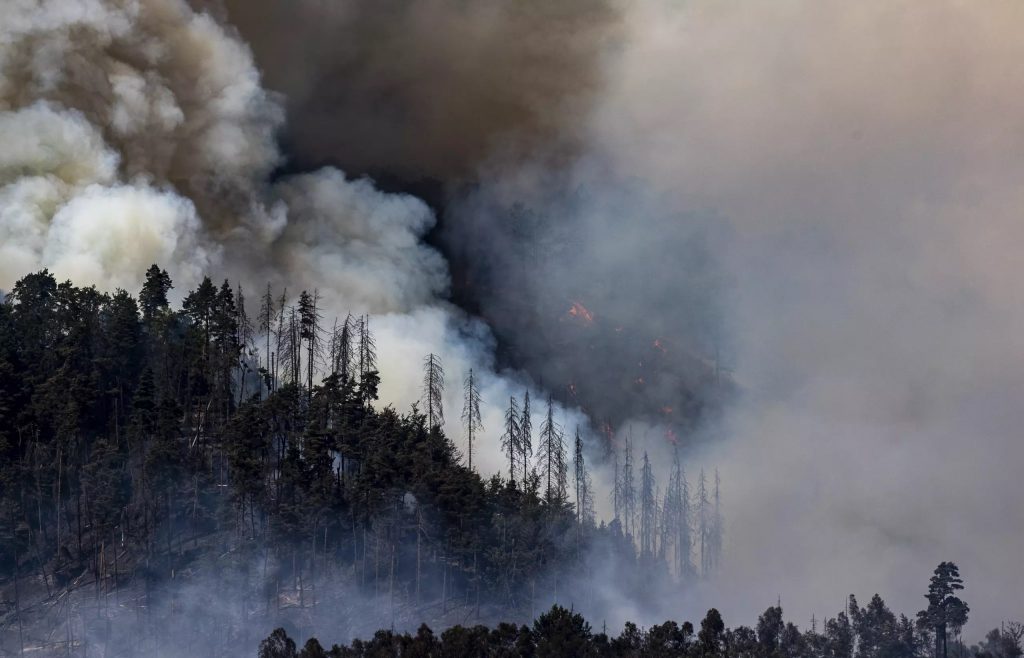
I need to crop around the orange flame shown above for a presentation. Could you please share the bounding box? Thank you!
[567,301,594,323]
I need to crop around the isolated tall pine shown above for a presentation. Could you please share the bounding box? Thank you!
[917,562,969,658]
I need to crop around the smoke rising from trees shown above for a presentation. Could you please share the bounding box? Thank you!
[461,0,1024,635]
[2,0,1022,650]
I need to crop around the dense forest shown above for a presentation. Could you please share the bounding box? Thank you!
[257,563,1021,658]
[0,267,723,656]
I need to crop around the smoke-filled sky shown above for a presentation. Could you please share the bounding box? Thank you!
[587,2,1024,635]
[2,0,1023,640]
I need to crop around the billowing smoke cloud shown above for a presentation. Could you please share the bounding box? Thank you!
[193,0,622,178]
[43,183,214,292]
[0,0,589,462]
[491,0,1024,635]
[270,170,447,313]
[1,2,602,649]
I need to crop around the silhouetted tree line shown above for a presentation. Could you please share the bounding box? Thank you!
[0,267,722,654]
[260,563,1018,658]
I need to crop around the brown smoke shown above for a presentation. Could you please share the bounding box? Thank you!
[196,0,622,178]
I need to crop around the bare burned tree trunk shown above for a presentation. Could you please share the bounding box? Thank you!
[422,353,445,430]
[462,369,483,470]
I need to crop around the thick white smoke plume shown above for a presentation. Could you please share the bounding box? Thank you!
[1,0,278,292]
[0,0,584,482]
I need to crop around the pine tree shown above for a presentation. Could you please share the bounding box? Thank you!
[640,452,656,557]
[709,469,724,574]
[298,290,323,400]
[620,435,636,538]
[662,447,694,580]
[139,264,172,323]
[357,315,375,379]
[573,427,593,525]
[536,396,566,505]
[183,276,217,368]
[212,280,240,418]
[282,305,300,385]
[501,396,521,484]
[520,391,532,483]
[612,445,622,525]
[257,284,275,391]
[273,288,288,388]
[917,562,969,658]
[236,284,253,355]
[461,369,483,470]
[698,468,711,577]
[356,315,378,403]
[421,353,445,429]
[330,314,354,382]
[235,283,254,404]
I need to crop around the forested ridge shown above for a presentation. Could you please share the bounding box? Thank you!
[258,562,1018,658]
[259,578,1020,658]
[0,266,721,656]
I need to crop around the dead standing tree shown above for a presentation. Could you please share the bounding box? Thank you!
[462,369,483,470]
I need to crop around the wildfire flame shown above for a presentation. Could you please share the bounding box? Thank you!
[661,405,673,415]
[665,428,679,445]
[568,383,578,398]
[567,301,594,323]
[653,338,667,353]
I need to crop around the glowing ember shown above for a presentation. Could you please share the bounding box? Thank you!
[634,376,645,385]
[653,338,667,353]
[568,383,578,398]
[665,428,679,445]
[567,301,594,323]
[661,405,673,415]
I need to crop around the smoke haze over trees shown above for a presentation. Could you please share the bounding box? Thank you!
[0,267,724,655]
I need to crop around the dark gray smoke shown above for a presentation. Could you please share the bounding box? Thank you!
[195,0,622,178]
